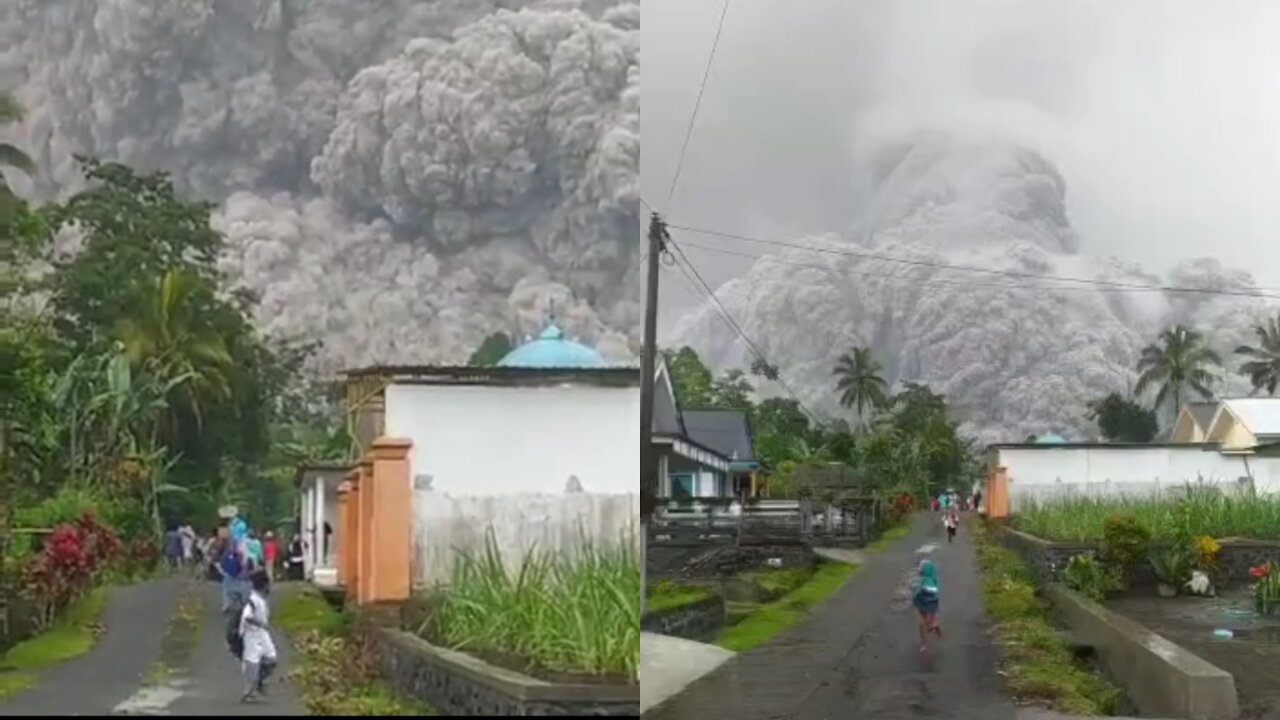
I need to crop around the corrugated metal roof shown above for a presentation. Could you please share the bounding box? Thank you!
[682,409,756,462]
[1221,398,1280,437]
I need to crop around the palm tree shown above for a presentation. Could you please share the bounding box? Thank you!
[0,93,35,207]
[1135,325,1221,420]
[116,269,233,434]
[1235,315,1280,396]
[833,346,889,427]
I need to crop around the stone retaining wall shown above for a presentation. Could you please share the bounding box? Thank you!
[366,626,639,716]
[647,544,815,580]
[640,595,725,642]
[993,523,1280,588]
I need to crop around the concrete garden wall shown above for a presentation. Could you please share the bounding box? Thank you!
[411,492,637,588]
[1047,585,1238,720]
[640,595,725,642]
[366,626,639,716]
[993,523,1280,588]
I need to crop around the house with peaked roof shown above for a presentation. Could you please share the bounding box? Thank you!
[1168,402,1220,443]
[1203,398,1280,453]
[682,409,764,498]
[650,357,766,500]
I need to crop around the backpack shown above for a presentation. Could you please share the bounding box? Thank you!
[226,596,246,660]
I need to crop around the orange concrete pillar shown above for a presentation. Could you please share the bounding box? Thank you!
[365,437,413,605]
[355,454,375,605]
[336,477,353,589]
[987,467,1010,520]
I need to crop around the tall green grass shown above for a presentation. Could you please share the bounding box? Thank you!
[428,530,640,682]
[1013,486,1280,541]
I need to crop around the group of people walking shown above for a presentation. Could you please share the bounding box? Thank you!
[163,511,310,703]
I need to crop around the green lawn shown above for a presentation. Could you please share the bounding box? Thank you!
[715,561,857,653]
[867,523,910,553]
[738,567,814,598]
[646,582,714,613]
[0,586,109,701]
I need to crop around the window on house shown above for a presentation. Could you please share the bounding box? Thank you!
[669,474,695,499]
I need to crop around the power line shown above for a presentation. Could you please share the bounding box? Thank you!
[664,0,731,213]
[666,222,1280,301]
[664,236,824,425]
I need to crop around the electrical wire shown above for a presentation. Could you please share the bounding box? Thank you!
[666,222,1280,300]
[664,0,731,213]
[663,238,825,425]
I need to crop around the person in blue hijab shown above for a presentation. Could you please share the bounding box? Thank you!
[912,558,942,652]
[230,514,248,545]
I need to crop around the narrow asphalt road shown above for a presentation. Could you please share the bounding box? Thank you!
[0,578,303,716]
[645,513,1016,720]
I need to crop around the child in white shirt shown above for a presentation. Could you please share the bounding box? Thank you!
[239,572,278,703]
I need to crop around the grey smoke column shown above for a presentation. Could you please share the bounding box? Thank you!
[668,134,1274,442]
[1,0,639,372]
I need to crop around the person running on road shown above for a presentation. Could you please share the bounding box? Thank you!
[239,571,279,703]
[944,510,958,543]
[218,546,247,612]
[263,532,278,582]
[912,559,942,652]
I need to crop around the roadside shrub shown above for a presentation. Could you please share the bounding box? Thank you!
[886,493,916,525]
[21,512,120,630]
[1191,535,1221,574]
[1100,513,1150,587]
[1063,554,1121,602]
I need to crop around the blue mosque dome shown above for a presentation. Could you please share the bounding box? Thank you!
[496,324,607,369]
[1034,433,1067,444]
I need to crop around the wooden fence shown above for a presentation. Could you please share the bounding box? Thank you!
[647,496,881,547]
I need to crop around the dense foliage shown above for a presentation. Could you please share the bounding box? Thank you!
[662,346,979,500]
[2,137,348,621]
[1086,392,1158,442]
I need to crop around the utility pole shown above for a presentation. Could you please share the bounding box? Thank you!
[639,212,667,616]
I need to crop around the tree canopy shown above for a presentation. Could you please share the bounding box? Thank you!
[1087,393,1158,442]
[661,346,976,500]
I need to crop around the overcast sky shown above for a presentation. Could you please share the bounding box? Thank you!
[643,0,1280,335]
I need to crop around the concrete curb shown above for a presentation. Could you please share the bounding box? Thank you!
[1047,585,1239,720]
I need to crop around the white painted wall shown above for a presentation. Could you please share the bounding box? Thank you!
[412,492,638,587]
[995,446,1280,510]
[384,383,638,495]
[384,382,640,587]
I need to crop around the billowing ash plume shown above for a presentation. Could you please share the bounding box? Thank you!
[0,0,639,372]
[669,134,1276,443]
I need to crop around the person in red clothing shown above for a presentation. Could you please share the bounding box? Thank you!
[263,532,279,582]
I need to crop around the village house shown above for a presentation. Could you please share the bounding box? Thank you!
[650,357,767,502]
[309,322,639,604]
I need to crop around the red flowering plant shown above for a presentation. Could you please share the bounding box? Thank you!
[1250,562,1280,616]
[887,493,917,525]
[22,511,121,630]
